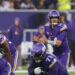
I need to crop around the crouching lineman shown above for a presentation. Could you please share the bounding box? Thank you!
[0,34,18,75]
[28,43,69,75]
[0,34,11,75]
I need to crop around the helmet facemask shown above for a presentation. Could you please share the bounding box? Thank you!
[32,44,46,63]
[48,10,60,26]
[33,53,43,63]
[49,16,60,26]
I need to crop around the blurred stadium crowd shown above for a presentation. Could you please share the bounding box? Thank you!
[0,0,75,10]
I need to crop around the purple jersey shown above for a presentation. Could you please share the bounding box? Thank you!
[8,25,23,47]
[28,53,69,75]
[0,35,11,75]
[0,34,18,75]
[44,24,69,55]
[0,58,11,75]
[0,34,17,55]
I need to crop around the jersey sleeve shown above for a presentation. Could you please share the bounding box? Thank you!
[60,24,68,31]
[0,35,6,45]
[48,61,58,75]
[57,31,66,41]
[49,58,57,68]
[46,54,57,69]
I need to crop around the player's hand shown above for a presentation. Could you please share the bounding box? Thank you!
[43,35,48,43]
[34,67,42,75]
[47,37,57,46]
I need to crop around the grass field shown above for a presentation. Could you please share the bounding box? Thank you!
[15,72,75,75]
[16,65,75,75]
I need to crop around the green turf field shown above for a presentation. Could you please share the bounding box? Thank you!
[15,72,75,75]
[16,66,75,75]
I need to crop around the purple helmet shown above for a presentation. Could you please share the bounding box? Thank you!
[31,43,46,62]
[38,26,44,30]
[48,10,60,18]
[48,10,60,25]
[33,32,39,36]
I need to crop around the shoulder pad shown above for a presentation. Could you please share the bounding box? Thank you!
[60,24,67,32]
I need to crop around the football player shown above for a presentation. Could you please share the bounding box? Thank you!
[43,10,70,67]
[0,34,18,75]
[33,26,48,51]
[28,43,69,75]
[0,34,11,75]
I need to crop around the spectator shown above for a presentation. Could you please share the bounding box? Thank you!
[14,0,22,9]
[4,0,13,8]
[8,17,24,70]
[60,12,70,25]
[71,0,75,9]
[0,0,9,11]
[0,0,4,9]
[44,0,57,9]
[20,0,35,9]
[9,1,14,10]
[37,0,45,9]
[32,0,39,8]
[58,0,71,10]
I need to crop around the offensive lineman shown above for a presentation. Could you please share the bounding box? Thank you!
[28,43,69,75]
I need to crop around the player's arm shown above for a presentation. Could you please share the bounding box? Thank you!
[48,63,58,75]
[46,38,62,46]
[55,24,68,46]
[28,60,35,75]
[46,56,58,75]
[60,24,68,31]
[46,31,65,46]
[56,39,62,47]
[55,31,66,46]
[33,32,39,43]
[1,37,11,63]
[33,35,39,42]
[38,35,48,44]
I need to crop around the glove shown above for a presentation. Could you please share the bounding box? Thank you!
[48,37,57,46]
[34,67,42,75]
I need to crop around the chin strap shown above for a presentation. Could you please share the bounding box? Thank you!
[51,23,58,26]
